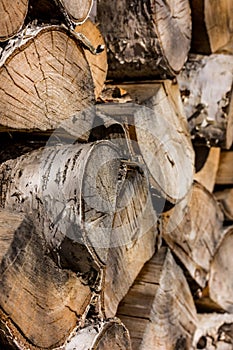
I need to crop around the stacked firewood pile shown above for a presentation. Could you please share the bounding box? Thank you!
[0,0,232,349]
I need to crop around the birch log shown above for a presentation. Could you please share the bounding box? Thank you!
[190,0,233,54]
[0,0,28,42]
[0,24,95,137]
[97,0,191,79]
[178,54,233,149]
[64,319,132,350]
[192,314,233,350]
[0,140,158,322]
[162,181,224,288]
[96,81,194,206]
[117,247,197,350]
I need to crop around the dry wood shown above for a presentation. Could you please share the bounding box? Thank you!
[162,181,224,288]
[196,226,233,313]
[117,246,197,350]
[216,151,233,185]
[178,54,233,149]
[0,140,158,326]
[65,319,132,350]
[0,210,96,349]
[192,313,233,350]
[215,188,233,221]
[57,0,93,25]
[96,81,194,206]
[194,147,220,192]
[190,0,233,54]
[76,19,107,99]
[0,0,28,42]
[0,24,95,137]
[97,0,191,79]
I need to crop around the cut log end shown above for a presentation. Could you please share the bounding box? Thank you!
[0,0,28,42]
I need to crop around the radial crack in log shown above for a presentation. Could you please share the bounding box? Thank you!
[0,0,28,42]
[0,24,95,136]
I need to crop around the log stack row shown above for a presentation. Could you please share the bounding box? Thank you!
[0,0,232,349]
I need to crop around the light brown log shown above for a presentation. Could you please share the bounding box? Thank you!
[178,54,233,149]
[162,181,224,288]
[0,210,96,349]
[96,81,195,206]
[0,141,158,338]
[76,19,107,99]
[192,313,233,350]
[0,0,28,42]
[57,0,93,25]
[117,246,197,350]
[196,226,233,312]
[216,151,233,185]
[0,24,95,137]
[64,319,132,350]
[194,147,220,192]
[215,188,233,221]
[190,0,233,54]
[97,0,191,79]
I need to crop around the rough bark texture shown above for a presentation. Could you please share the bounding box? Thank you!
[192,313,233,350]
[216,151,233,185]
[178,54,233,149]
[64,319,132,350]
[96,81,194,206]
[117,247,197,350]
[76,19,107,99]
[0,0,28,42]
[97,0,191,79]
[0,140,158,346]
[195,226,233,312]
[194,147,220,192]
[190,0,233,54]
[0,24,95,136]
[162,181,224,288]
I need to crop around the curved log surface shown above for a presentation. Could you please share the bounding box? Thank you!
[97,0,191,79]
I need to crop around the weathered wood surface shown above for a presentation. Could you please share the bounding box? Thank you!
[192,313,233,350]
[194,147,220,192]
[190,0,233,54]
[162,181,224,288]
[96,81,194,206]
[216,151,233,185]
[178,54,233,149]
[65,319,132,350]
[97,0,191,79]
[0,140,158,333]
[196,226,233,312]
[0,210,96,349]
[0,0,28,42]
[57,0,93,25]
[215,188,233,221]
[117,246,197,350]
[76,19,107,99]
[0,24,95,136]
